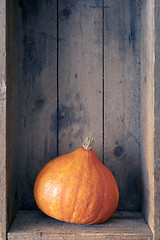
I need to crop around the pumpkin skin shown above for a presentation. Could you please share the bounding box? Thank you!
[34,139,119,224]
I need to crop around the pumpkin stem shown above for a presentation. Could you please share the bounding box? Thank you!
[82,137,95,150]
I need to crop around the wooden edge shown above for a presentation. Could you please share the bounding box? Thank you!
[7,211,153,240]
[0,0,6,239]
[154,0,160,239]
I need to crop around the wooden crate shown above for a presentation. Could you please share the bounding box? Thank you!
[0,0,160,239]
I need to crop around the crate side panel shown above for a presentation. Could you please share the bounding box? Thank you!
[58,0,103,160]
[154,0,160,238]
[18,0,57,210]
[0,0,6,239]
[104,0,141,210]
[6,0,19,231]
[140,0,154,235]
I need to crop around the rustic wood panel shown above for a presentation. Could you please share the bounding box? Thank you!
[154,0,160,239]
[104,0,141,210]
[7,211,152,240]
[18,0,57,210]
[0,0,6,239]
[140,0,154,236]
[6,0,19,232]
[58,0,103,160]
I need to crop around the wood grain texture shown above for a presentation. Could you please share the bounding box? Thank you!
[6,0,19,232]
[18,0,57,210]
[154,0,160,239]
[58,0,103,160]
[0,0,6,239]
[2,0,160,238]
[104,0,141,211]
[7,211,152,240]
[140,0,154,236]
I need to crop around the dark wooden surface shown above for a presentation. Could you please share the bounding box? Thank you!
[7,211,152,240]
[0,1,7,239]
[1,0,160,239]
[58,0,103,160]
[6,0,19,232]
[0,0,18,239]
[17,0,141,212]
[18,0,57,210]
[104,0,141,211]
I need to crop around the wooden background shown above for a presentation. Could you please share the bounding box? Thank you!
[17,0,141,212]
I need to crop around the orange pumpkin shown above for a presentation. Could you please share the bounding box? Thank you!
[34,137,119,224]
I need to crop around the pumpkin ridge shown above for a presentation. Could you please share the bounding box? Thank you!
[70,150,99,224]
[50,152,78,221]
[86,153,105,224]
[95,160,119,212]
[80,150,101,224]
[69,178,83,223]
[92,159,118,223]
[69,153,86,223]
[59,154,82,222]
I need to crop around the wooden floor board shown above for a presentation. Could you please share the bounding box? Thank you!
[8,211,152,240]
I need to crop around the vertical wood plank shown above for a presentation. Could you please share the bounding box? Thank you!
[140,0,154,235]
[18,0,57,209]
[0,0,6,238]
[154,0,160,238]
[104,0,141,210]
[58,0,103,160]
[6,0,19,231]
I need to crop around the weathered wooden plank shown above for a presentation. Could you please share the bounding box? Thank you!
[18,0,57,210]
[58,0,103,160]
[154,0,160,239]
[104,0,141,210]
[140,0,154,236]
[1,0,159,239]
[6,0,19,232]
[7,211,152,240]
[0,0,7,239]
[7,233,153,240]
